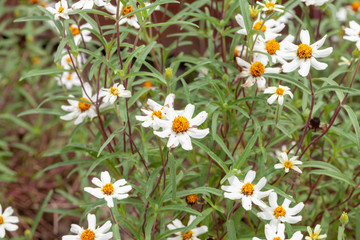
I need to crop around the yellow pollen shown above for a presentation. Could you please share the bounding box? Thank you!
[297,44,312,59]
[67,73,72,81]
[266,2,275,9]
[283,149,290,154]
[110,87,119,96]
[310,233,319,240]
[58,6,64,13]
[273,237,282,240]
[186,194,198,204]
[352,1,360,11]
[274,206,286,218]
[181,230,193,240]
[284,160,293,168]
[143,81,153,88]
[152,110,162,119]
[234,48,239,57]
[66,57,72,63]
[78,97,91,112]
[123,5,134,17]
[70,25,80,36]
[241,182,254,196]
[249,61,265,77]
[0,216,3,224]
[172,116,190,133]
[101,183,114,195]
[253,21,266,32]
[275,87,285,96]
[80,229,95,240]
[265,39,280,55]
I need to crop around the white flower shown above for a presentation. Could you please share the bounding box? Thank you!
[153,104,209,151]
[84,171,132,208]
[257,0,284,13]
[72,0,106,10]
[46,0,71,20]
[234,45,248,58]
[104,1,123,16]
[221,170,273,211]
[60,82,98,125]
[344,21,360,50]
[301,0,329,7]
[336,7,347,21]
[56,72,81,89]
[253,223,303,240]
[235,14,285,40]
[236,55,281,90]
[338,56,353,66]
[254,35,295,64]
[166,215,208,240]
[68,23,93,46]
[257,192,304,227]
[305,224,327,240]
[99,83,131,104]
[274,152,302,174]
[62,213,112,240]
[275,141,296,157]
[264,85,293,105]
[135,94,175,130]
[119,5,140,29]
[0,205,19,238]
[280,30,333,77]
[60,50,82,70]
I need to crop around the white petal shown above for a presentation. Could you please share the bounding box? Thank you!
[300,30,310,45]
[101,171,111,184]
[187,128,209,139]
[298,59,311,77]
[87,214,96,230]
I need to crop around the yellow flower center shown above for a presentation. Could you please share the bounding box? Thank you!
[249,61,265,77]
[172,116,190,133]
[67,73,72,81]
[284,160,293,169]
[234,47,239,57]
[273,237,282,240]
[0,216,3,224]
[101,183,114,195]
[283,149,289,154]
[152,110,162,120]
[241,182,254,196]
[143,81,153,88]
[297,44,312,59]
[274,206,286,218]
[181,230,193,240]
[78,97,91,112]
[66,57,72,63]
[253,21,266,32]
[352,1,360,11]
[110,87,119,96]
[266,2,275,10]
[123,5,134,17]
[58,6,64,13]
[30,0,39,3]
[80,229,95,240]
[70,25,80,36]
[310,233,319,240]
[265,39,280,55]
[275,87,285,96]
[186,194,198,204]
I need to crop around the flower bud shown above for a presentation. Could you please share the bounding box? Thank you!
[165,67,173,80]
[340,212,349,225]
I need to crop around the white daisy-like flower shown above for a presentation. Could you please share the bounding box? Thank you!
[68,23,93,46]
[221,170,273,211]
[234,45,248,58]
[166,215,208,240]
[338,56,353,66]
[280,30,333,77]
[84,171,132,208]
[60,50,82,70]
[72,0,106,10]
[301,0,329,7]
[257,192,304,227]
[236,55,281,90]
[305,224,327,240]
[135,94,175,130]
[336,7,348,21]
[62,213,112,240]
[344,21,360,50]
[46,0,71,20]
[99,83,131,104]
[56,72,81,89]
[0,205,19,238]
[119,5,140,29]
[274,152,302,174]
[235,14,285,40]
[263,85,293,105]
[153,104,209,151]
[257,0,284,13]
[254,35,295,64]
[60,82,98,125]
[253,223,303,240]
[275,141,296,157]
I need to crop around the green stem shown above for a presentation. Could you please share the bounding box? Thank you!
[114,102,123,125]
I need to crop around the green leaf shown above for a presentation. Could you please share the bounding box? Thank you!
[234,129,259,169]
[181,208,213,234]
[343,104,360,149]
[226,219,237,240]
[309,170,355,186]
[112,224,121,240]
[302,161,341,173]
[193,140,229,173]
[238,0,251,36]
[31,190,53,237]
[20,68,68,81]
[159,204,201,215]
[97,126,126,157]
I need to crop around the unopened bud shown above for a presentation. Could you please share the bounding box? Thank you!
[340,212,348,225]
[165,67,173,80]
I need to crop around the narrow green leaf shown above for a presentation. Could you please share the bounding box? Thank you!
[343,105,360,149]
[97,126,126,157]
[309,170,355,186]
[193,140,229,173]
[31,190,53,237]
